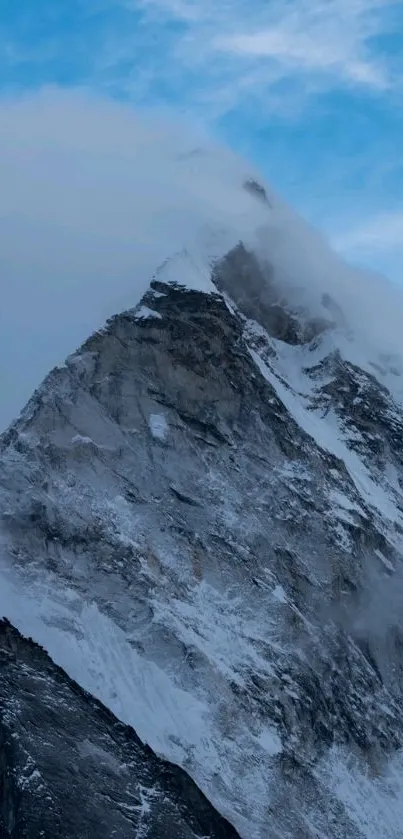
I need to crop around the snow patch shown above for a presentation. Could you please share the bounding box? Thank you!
[327,488,367,525]
[135,306,162,321]
[255,727,283,756]
[154,250,216,295]
[319,746,403,839]
[149,413,168,441]
[272,585,287,604]
[374,548,394,572]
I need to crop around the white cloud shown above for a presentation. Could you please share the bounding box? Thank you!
[2,1,401,121]
[134,0,400,110]
[2,87,403,438]
[214,25,387,91]
[138,0,203,21]
[0,87,267,432]
[333,211,403,254]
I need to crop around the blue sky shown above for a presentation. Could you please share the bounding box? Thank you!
[1,0,403,282]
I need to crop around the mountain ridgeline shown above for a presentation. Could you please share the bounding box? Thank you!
[1,241,403,838]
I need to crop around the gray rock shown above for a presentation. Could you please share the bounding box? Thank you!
[1,245,403,837]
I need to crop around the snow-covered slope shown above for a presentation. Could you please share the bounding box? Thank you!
[2,233,403,837]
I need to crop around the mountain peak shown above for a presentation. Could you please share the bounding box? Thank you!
[2,247,403,837]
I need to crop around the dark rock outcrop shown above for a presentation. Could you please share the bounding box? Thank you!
[0,619,239,839]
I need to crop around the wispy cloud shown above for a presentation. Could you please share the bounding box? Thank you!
[334,211,403,254]
[0,87,268,431]
[131,0,402,114]
[1,2,402,291]
[2,1,402,119]
[213,12,388,91]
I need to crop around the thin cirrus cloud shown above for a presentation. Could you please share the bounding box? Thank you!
[2,1,400,113]
[214,24,388,90]
[330,209,403,290]
[334,211,403,253]
[138,0,403,282]
[135,0,401,106]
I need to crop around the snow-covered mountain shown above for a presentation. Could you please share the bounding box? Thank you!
[2,142,403,838]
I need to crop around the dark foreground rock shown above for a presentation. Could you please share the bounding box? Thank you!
[0,619,239,839]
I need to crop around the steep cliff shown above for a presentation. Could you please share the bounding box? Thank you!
[1,242,403,838]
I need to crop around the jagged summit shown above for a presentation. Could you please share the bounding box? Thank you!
[2,241,403,837]
[4,93,403,836]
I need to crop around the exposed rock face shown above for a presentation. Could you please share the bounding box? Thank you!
[242,179,272,206]
[0,619,239,839]
[212,244,333,344]
[308,350,403,473]
[1,244,403,838]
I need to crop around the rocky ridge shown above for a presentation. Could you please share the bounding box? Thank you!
[1,244,403,837]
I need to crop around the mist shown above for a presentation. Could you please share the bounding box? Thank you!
[1,86,403,432]
[0,87,267,431]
